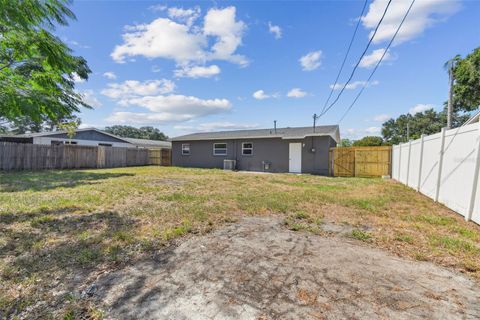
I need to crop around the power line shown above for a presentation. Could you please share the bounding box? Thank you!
[338,0,416,124]
[319,0,393,119]
[319,0,369,116]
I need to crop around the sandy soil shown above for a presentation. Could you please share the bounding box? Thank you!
[90,217,480,319]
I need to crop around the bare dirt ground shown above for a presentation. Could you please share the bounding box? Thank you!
[89,217,480,319]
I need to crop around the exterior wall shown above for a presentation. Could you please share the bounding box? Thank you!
[172,136,336,175]
[33,137,132,148]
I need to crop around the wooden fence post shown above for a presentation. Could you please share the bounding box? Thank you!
[466,122,480,221]
[416,134,425,192]
[434,128,447,202]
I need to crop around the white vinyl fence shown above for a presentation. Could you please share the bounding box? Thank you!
[392,122,480,225]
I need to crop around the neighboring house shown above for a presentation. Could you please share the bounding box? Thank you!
[0,127,172,149]
[171,125,340,175]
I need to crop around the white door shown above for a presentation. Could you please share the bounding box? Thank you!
[289,143,302,173]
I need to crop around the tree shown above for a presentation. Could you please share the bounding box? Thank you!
[381,107,469,144]
[339,138,352,147]
[0,0,92,127]
[8,114,81,134]
[452,47,480,112]
[104,125,169,141]
[352,136,384,147]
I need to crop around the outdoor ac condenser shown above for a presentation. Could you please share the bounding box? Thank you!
[223,159,236,170]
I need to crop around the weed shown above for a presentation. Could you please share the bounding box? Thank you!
[351,229,372,242]
[394,233,414,244]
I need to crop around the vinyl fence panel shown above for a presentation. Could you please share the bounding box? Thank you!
[391,122,480,224]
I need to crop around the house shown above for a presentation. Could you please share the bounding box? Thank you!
[0,127,172,149]
[171,125,340,174]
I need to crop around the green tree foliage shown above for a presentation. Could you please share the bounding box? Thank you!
[104,125,169,141]
[382,108,469,145]
[8,114,81,134]
[0,0,91,126]
[352,136,384,147]
[339,138,352,147]
[452,47,480,112]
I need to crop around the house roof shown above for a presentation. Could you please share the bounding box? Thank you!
[171,125,340,142]
[123,137,171,149]
[6,127,171,148]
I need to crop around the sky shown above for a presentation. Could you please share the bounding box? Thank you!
[59,0,480,139]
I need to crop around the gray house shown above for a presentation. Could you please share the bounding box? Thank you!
[0,128,172,149]
[171,125,340,175]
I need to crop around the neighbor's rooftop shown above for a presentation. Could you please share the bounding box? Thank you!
[172,125,340,142]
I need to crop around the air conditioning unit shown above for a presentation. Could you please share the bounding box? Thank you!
[223,159,236,171]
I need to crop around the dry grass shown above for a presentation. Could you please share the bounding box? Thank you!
[0,166,479,318]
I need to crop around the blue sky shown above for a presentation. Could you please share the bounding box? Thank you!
[59,0,480,139]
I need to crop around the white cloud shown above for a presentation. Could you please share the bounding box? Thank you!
[149,4,167,12]
[111,18,206,64]
[101,79,175,100]
[252,90,275,100]
[106,95,231,124]
[80,90,102,108]
[373,114,390,122]
[287,88,307,98]
[362,0,460,45]
[359,48,392,68]
[330,80,379,90]
[268,22,282,39]
[203,7,247,66]
[111,6,247,67]
[103,72,117,80]
[72,73,85,83]
[299,50,322,71]
[168,6,201,27]
[365,126,381,134]
[174,64,221,78]
[409,103,434,115]
[174,122,259,132]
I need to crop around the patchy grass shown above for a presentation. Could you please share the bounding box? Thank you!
[351,229,372,242]
[0,166,479,318]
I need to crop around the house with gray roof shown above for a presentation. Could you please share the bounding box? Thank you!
[171,125,340,174]
[0,127,171,149]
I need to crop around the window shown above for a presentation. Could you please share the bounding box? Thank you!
[182,143,190,155]
[51,140,63,145]
[98,143,112,147]
[242,142,253,155]
[64,141,77,145]
[213,143,227,156]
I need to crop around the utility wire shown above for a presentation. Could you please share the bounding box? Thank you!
[319,0,393,118]
[319,0,369,116]
[338,0,416,124]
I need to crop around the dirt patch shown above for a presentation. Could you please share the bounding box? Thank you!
[89,217,480,319]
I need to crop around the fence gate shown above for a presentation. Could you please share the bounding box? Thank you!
[330,146,392,177]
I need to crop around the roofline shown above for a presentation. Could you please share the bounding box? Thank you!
[171,125,340,142]
[172,132,337,142]
[15,127,133,144]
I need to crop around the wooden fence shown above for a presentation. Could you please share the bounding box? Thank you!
[329,146,392,177]
[0,142,170,171]
[148,148,171,166]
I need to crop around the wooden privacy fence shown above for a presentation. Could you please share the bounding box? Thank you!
[329,146,392,177]
[0,142,170,171]
[148,148,171,166]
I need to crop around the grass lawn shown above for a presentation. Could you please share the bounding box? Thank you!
[1,166,479,318]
